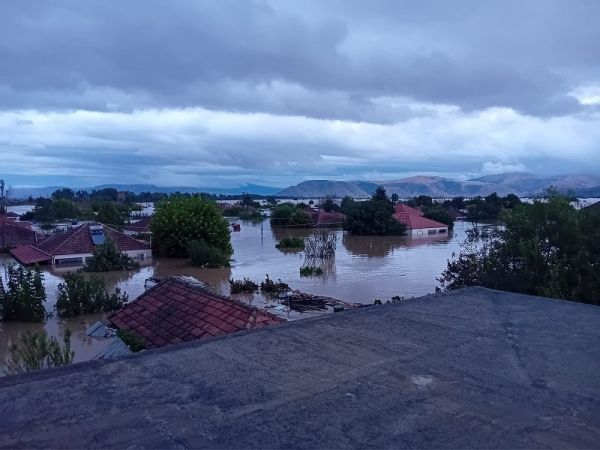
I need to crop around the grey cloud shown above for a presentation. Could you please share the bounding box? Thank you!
[1,0,598,120]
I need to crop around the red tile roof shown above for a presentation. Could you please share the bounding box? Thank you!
[307,209,346,226]
[10,222,150,264]
[0,217,37,248]
[123,216,152,233]
[9,246,51,264]
[393,204,448,230]
[109,277,285,349]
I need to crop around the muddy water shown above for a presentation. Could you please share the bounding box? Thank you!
[0,220,478,364]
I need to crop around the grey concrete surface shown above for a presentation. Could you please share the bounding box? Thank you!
[1,287,599,449]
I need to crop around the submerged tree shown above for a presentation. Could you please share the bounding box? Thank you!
[439,192,600,305]
[55,273,128,317]
[3,330,74,375]
[83,237,140,272]
[151,195,233,258]
[0,264,46,322]
[343,186,406,236]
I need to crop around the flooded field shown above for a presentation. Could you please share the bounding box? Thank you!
[0,219,479,363]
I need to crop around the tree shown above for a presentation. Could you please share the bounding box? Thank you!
[0,179,7,214]
[322,197,338,212]
[0,265,46,322]
[3,330,74,375]
[55,272,128,317]
[83,237,140,272]
[422,205,455,230]
[343,186,406,236]
[187,239,231,267]
[439,193,600,305]
[151,195,233,258]
[96,201,125,226]
[270,203,312,227]
[51,188,75,201]
[391,193,399,204]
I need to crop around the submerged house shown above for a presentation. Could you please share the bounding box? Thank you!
[109,276,284,349]
[123,215,153,236]
[10,222,151,266]
[393,203,449,236]
[0,215,37,249]
[307,209,346,227]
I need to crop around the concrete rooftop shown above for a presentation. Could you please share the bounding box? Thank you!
[1,287,599,449]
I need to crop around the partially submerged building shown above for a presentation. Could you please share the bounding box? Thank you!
[122,215,153,236]
[9,222,151,266]
[393,203,449,236]
[306,209,346,227]
[0,215,37,249]
[109,276,284,349]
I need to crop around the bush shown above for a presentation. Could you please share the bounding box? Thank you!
[151,195,233,258]
[0,264,46,322]
[229,277,259,294]
[55,273,128,317]
[304,233,337,259]
[187,239,230,268]
[422,206,455,230]
[83,237,141,272]
[260,275,290,295]
[3,330,74,375]
[300,266,323,277]
[117,329,146,352]
[275,237,305,249]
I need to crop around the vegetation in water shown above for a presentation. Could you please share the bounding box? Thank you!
[83,237,141,272]
[439,191,600,305]
[151,195,233,259]
[343,187,406,236]
[299,266,323,277]
[3,330,74,375]
[260,275,290,295]
[117,329,146,352]
[275,237,305,250]
[304,233,337,259]
[421,205,455,230]
[270,203,312,227]
[55,272,129,317]
[187,239,231,268]
[229,277,259,294]
[0,264,46,322]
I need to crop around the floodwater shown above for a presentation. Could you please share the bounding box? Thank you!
[0,219,479,364]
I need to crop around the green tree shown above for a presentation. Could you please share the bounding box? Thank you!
[151,196,233,258]
[321,197,338,212]
[187,239,230,267]
[96,201,126,226]
[83,237,140,272]
[3,330,74,375]
[391,193,399,203]
[0,265,46,322]
[51,188,75,201]
[439,193,600,305]
[55,272,128,317]
[343,186,406,236]
[270,203,312,227]
[422,205,455,230]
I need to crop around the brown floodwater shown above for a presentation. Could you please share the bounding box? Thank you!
[0,220,481,365]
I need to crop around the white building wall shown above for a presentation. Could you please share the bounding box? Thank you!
[409,227,448,236]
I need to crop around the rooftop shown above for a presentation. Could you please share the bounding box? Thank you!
[109,277,285,348]
[394,203,448,230]
[0,287,598,449]
[0,218,37,248]
[123,215,153,233]
[10,222,150,264]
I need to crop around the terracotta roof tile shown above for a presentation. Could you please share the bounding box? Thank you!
[393,204,448,230]
[109,277,285,349]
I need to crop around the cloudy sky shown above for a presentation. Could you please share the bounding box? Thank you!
[1,0,599,188]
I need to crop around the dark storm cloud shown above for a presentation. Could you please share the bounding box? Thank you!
[1,0,598,119]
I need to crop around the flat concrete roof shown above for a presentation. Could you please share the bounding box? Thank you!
[1,287,599,449]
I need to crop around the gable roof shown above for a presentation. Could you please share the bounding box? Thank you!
[123,215,153,233]
[109,277,285,349]
[307,210,345,226]
[393,204,448,230]
[10,222,150,264]
[0,216,37,248]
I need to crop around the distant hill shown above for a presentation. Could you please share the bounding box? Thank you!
[10,183,282,199]
[278,173,600,198]
[277,180,377,198]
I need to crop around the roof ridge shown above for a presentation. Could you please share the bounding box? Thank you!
[49,223,89,253]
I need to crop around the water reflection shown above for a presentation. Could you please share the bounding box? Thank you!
[1,220,475,365]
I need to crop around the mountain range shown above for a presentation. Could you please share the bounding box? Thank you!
[276,173,600,198]
[8,173,600,200]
